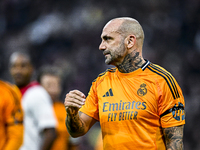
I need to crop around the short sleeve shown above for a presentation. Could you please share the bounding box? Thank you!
[24,86,57,132]
[158,76,185,128]
[79,82,99,121]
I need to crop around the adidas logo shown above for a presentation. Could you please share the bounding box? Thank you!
[103,88,113,97]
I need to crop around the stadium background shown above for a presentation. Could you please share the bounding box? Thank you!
[0,0,200,149]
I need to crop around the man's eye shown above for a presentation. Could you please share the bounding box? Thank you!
[105,37,111,40]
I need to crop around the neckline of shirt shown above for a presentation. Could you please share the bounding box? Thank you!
[116,60,150,77]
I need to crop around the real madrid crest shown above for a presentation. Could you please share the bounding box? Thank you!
[137,83,147,96]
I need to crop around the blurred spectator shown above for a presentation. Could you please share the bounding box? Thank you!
[9,52,57,150]
[37,65,80,150]
[0,80,23,150]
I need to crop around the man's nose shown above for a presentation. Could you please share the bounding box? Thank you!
[99,41,106,51]
[13,66,23,73]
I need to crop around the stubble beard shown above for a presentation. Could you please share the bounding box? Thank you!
[105,54,112,65]
[104,42,125,66]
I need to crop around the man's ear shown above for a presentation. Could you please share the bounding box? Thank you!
[126,35,136,49]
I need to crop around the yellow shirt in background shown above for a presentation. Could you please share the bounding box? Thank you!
[51,101,70,150]
[0,80,23,150]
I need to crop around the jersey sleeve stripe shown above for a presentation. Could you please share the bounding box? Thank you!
[160,103,184,118]
[147,64,180,99]
[149,64,180,99]
[147,66,176,99]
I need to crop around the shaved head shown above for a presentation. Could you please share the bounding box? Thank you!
[9,52,31,65]
[104,17,144,47]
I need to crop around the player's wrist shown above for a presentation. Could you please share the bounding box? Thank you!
[66,107,79,117]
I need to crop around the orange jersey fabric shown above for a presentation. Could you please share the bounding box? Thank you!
[51,102,70,150]
[0,80,23,150]
[80,61,185,150]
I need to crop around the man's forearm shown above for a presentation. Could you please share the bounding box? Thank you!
[65,111,86,137]
[40,128,57,150]
[163,125,184,150]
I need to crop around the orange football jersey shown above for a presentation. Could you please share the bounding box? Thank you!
[51,102,70,150]
[80,60,185,150]
[0,80,23,150]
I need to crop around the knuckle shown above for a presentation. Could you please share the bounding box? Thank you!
[64,101,68,106]
[69,91,73,94]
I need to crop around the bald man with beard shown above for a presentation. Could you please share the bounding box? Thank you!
[64,17,185,150]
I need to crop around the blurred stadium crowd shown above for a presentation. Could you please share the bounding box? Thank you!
[0,0,200,149]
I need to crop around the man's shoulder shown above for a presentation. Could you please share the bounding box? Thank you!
[93,67,117,82]
[0,80,11,93]
[145,62,174,80]
[0,81,15,103]
[26,85,44,93]
[23,85,49,100]
[0,80,15,91]
[0,80,21,98]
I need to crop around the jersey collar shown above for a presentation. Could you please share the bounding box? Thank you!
[141,59,150,71]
